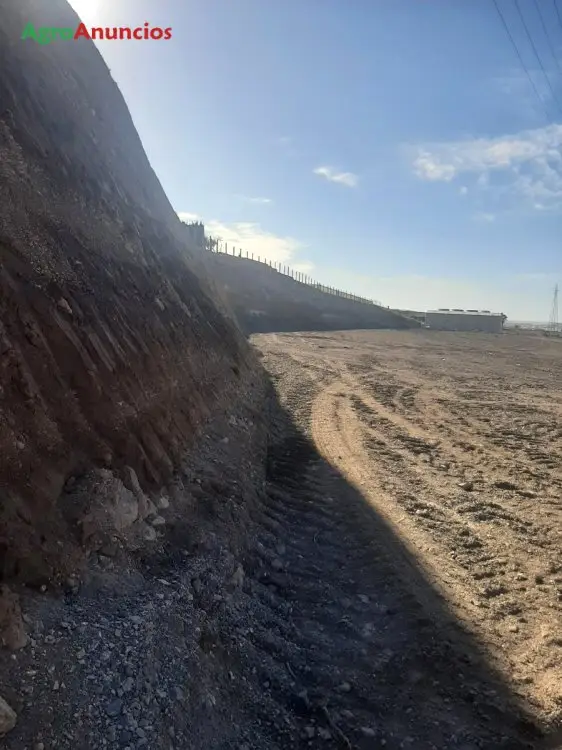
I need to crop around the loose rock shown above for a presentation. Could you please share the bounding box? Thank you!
[0,585,27,650]
[0,696,17,735]
[105,698,123,717]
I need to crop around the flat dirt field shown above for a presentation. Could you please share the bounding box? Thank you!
[254,328,562,747]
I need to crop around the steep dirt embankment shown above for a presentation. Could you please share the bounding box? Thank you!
[0,0,254,586]
[209,254,419,333]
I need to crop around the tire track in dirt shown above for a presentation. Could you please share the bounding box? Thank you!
[261,333,558,734]
[252,330,562,740]
[315,370,562,724]
[239,338,545,747]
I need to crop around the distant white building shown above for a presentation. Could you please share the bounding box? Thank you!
[425,309,505,333]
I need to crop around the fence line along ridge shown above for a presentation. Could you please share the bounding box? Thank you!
[205,237,383,308]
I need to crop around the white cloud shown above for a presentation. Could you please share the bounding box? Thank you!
[177,212,313,272]
[313,166,359,188]
[412,154,457,182]
[234,195,272,205]
[178,212,202,223]
[411,123,562,211]
[248,196,272,204]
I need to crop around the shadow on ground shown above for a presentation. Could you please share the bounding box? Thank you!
[141,380,551,749]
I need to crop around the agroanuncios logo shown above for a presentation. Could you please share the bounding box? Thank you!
[21,21,173,45]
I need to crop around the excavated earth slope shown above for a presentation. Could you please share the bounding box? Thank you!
[208,254,419,334]
[0,0,253,587]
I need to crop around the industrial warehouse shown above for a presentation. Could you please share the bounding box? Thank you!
[425,309,506,333]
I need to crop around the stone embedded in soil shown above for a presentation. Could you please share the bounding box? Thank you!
[0,585,28,650]
[157,494,170,509]
[57,297,73,315]
[138,494,158,521]
[123,466,143,497]
[460,481,474,491]
[75,469,140,543]
[0,696,17,735]
[230,564,245,588]
[494,480,518,490]
[105,698,123,717]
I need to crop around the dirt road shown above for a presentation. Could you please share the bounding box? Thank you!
[255,328,562,745]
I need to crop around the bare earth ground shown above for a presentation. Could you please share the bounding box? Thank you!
[1,328,560,749]
[255,328,562,744]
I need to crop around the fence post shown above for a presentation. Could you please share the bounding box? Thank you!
[246,250,248,258]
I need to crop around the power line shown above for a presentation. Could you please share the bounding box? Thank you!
[513,0,562,114]
[492,0,553,121]
[554,0,562,37]
[532,0,562,77]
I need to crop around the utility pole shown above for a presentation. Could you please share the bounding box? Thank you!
[547,283,559,334]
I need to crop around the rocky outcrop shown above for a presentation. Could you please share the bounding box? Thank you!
[208,254,420,333]
[0,0,253,586]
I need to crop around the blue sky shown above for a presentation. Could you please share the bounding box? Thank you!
[69,0,562,320]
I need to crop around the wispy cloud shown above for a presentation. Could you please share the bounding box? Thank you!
[235,195,272,205]
[411,123,562,210]
[313,166,359,188]
[177,212,313,272]
[248,196,272,204]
